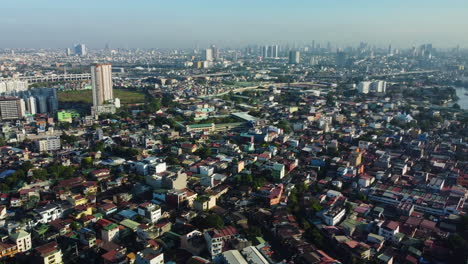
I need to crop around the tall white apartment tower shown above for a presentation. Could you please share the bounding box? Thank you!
[204,48,214,62]
[91,64,113,106]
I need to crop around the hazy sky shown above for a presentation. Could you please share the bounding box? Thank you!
[1,0,467,49]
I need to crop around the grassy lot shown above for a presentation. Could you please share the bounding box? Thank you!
[58,89,146,104]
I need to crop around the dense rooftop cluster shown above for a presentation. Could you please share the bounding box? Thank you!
[0,45,466,264]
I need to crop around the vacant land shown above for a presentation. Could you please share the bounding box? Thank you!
[58,89,146,104]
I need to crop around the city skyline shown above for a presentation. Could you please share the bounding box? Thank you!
[1,0,467,49]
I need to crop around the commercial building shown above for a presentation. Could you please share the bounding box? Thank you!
[289,51,300,64]
[205,48,214,62]
[0,97,25,120]
[74,44,87,56]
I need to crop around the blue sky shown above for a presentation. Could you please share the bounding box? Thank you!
[1,0,467,49]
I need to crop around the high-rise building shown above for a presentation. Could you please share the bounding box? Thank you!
[0,80,28,94]
[261,46,269,58]
[37,96,48,113]
[0,97,25,120]
[289,51,300,64]
[358,81,386,94]
[26,96,37,115]
[66,48,72,56]
[204,48,213,62]
[75,44,87,56]
[211,45,219,60]
[370,81,387,93]
[336,51,347,67]
[357,81,371,94]
[271,45,279,58]
[91,64,113,107]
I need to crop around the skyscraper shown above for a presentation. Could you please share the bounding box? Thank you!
[204,48,213,62]
[91,64,113,107]
[336,50,347,67]
[75,44,87,56]
[261,46,269,58]
[65,48,72,56]
[289,51,300,64]
[211,45,219,60]
[271,45,279,58]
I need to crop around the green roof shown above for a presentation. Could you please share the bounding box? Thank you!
[188,123,213,128]
[255,237,266,245]
[10,230,29,240]
[120,219,140,231]
[93,213,104,219]
[104,223,119,231]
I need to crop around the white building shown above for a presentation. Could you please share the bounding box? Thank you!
[199,166,214,176]
[91,63,113,107]
[378,220,400,242]
[101,223,119,242]
[26,96,37,115]
[136,249,164,264]
[358,81,371,94]
[36,136,61,152]
[0,80,28,94]
[137,203,162,223]
[205,48,214,62]
[322,207,346,226]
[9,230,32,252]
[34,203,63,224]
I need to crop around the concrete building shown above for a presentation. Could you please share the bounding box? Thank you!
[357,81,371,94]
[137,203,162,223]
[0,97,25,120]
[35,241,63,264]
[91,63,113,107]
[0,80,28,94]
[205,48,214,62]
[270,45,279,58]
[289,51,300,64]
[74,44,87,56]
[9,230,31,252]
[102,223,119,242]
[35,136,61,152]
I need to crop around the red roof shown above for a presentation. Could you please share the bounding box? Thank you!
[212,226,238,238]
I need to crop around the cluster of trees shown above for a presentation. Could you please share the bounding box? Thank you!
[447,215,468,262]
[108,146,140,160]
[194,146,212,159]
[192,213,224,229]
[236,173,266,189]
[0,161,77,192]
[276,120,292,134]
[287,184,326,248]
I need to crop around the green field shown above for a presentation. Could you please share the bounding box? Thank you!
[58,89,146,104]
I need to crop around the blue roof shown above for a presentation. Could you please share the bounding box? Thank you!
[0,170,15,179]
[118,209,137,219]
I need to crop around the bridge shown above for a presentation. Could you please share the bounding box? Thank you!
[0,73,91,83]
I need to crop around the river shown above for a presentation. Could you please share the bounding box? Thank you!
[455,87,468,110]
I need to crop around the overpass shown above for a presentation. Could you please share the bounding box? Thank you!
[1,73,91,83]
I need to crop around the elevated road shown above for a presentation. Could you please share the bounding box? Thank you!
[1,73,91,83]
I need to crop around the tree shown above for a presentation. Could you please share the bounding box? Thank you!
[82,157,93,168]
[195,146,212,159]
[277,120,292,134]
[205,214,224,229]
